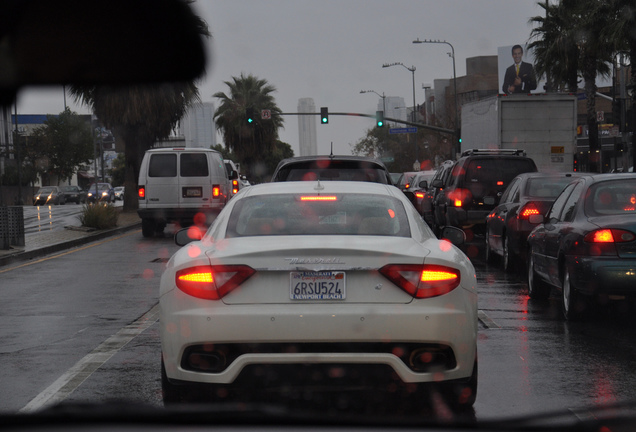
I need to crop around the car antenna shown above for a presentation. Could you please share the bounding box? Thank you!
[330,142,334,159]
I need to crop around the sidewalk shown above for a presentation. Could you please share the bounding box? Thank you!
[0,210,142,267]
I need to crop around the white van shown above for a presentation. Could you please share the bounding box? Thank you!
[137,147,236,237]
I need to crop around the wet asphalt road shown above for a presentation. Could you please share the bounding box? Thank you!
[2,230,636,422]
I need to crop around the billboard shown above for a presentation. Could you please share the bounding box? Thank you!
[498,44,546,95]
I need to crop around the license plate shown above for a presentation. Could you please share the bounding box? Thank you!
[290,271,346,300]
[183,187,202,198]
[483,196,496,205]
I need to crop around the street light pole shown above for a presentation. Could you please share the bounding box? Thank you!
[382,62,418,164]
[413,38,459,158]
[359,90,386,113]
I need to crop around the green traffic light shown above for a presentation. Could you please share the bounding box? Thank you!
[322,117,328,123]
[377,120,383,127]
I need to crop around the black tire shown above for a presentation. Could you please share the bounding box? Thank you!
[527,250,550,301]
[502,235,513,272]
[562,268,589,321]
[485,230,497,264]
[438,355,478,409]
[141,219,156,238]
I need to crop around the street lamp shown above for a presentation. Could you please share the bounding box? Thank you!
[359,90,386,113]
[413,38,459,157]
[383,62,418,165]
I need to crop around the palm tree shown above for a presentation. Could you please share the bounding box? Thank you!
[214,73,284,181]
[529,0,614,173]
[604,0,636,169]
[70,1,210,211]
[528,1,579,93]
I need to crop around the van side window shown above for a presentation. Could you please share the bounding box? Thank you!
[181,153,209,177]
[149,154,177,177]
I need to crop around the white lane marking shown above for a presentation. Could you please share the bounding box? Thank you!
[478,310,502,329]
[20,304,160,413]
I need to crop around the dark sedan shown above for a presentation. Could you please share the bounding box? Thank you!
[485,172,584,272]
[33,186,65,205]
[60,185,83,204]
[526,174,636,321]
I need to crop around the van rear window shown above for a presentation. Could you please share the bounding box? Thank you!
[149,154,177,177]
[181,153,209,177]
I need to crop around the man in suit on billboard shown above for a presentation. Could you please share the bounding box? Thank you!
[502,45,537,94]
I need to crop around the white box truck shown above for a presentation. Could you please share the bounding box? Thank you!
[460,94,577,173]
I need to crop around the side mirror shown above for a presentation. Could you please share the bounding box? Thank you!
[431,179,444,189]
[230,170,239,180]
[419,180,428,189]
[175,226,205,246]
[440,226,465,246]
[528,214,544,224]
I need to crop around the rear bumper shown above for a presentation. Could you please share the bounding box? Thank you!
[569,256,636,296]
[138,207,222,223]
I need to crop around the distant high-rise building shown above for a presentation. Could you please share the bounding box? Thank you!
[178,102,217,148]
[297,98,317,156]
[380,96,407,127]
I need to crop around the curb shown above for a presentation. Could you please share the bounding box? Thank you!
[0,222,142,268]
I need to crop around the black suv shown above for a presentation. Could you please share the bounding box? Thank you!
[271,155,393,184]
[433,149,538,233]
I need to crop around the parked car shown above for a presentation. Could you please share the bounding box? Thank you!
[58,185,82,204]
[160,180,477,408]
[271,155,393,184]
[485,172,585,271]
[33,186,66,206]
[526,173,636,321]
[421,160,455,230]
[137,148,232,237]
[114,186,125,200]
[86,183,115,204]
[432,149,538,235]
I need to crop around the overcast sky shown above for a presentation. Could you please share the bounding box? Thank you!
[16,0,545,156]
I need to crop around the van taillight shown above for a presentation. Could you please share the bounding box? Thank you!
[138,186,145,199]
[232,179,239,194]
[212,186,221,198]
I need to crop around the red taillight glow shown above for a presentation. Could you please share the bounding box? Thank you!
[519,203,540,220]
[212,186,221,197]
[454,199,462,207]
[415,192,425,199]
[496,181,504,186]
[138,186,145,199]
[585,229,636,244]
[300,196,338,201]
[175,265,255,300]
[379,264,461,299]
[232,180,239,195]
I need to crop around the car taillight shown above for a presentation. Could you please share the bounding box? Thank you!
[138,186,145,199]
[415,192,425,199]
[379,264,460,299]
[518,203,540,220]
[454,199,462,207]
[584,229,636,243]
[212,185,221,198]
[232,179,239,195]
[175,265,256,300]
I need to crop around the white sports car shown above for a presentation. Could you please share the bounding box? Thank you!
[160,180,478,408]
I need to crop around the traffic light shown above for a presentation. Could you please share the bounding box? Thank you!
[320,107,329,124]
[246,107,256,124]
[612,98,623,131]
[376,110,384,127]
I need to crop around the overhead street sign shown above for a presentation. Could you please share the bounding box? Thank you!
[389,127,417,134]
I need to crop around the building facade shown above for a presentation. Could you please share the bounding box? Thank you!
[297,98,317,156]
[177,102,217,149]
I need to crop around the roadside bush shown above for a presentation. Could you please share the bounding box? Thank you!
[78,203,119,229]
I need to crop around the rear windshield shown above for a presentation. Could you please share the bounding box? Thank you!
[180,153,209,177]
[149,154,177,177]
[274,160,390,184]
[461,158,536,197]
[585,179,636,216]
[226,194,410,237]
[525,177,577,198]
